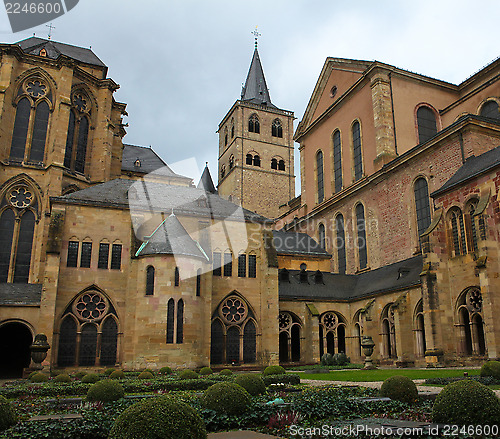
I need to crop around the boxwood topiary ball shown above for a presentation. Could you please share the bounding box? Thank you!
[109,396,206,439]
[480,360,500,380]
[432,379,500,426]
[263,365,286,376]
[159,366,172,375]
[87,379,125,402]
[109,370,125,380]
[54,373,71,383]
[103,368,116,376]
[202,382,251,415]
[219,369,233,376]
[81,373,100,384]
[235,374,266,396]
[138,371,154,379]
[199,367,213,376]
[380,375,418,404]
[30,372,49,383]
[178,370,198,380]
[0,396,17,432]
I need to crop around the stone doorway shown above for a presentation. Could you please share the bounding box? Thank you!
[0,321,32,378]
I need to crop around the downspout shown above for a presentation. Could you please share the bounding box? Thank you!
[388,72,398,155]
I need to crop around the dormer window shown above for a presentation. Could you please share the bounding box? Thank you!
[39,48,47,57]
[279,268,289,282]
[134,159,141,167]
[397,268,410,280]
[314,270,323,284]
[299,266,308,284]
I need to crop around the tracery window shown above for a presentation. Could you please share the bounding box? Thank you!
[466,200,479,253]
[271,118,283,137]
[57,290,118,367]
[449,207,467,257]
[279,311,302,362]
[211,294,257,365]
[381,304,397,358]
[319,312,346,358]
[333,130,342,192]
[248,114,260,133]
[457,287,486,356]
[417,106,438,144]
[10,77,52,163]
[64,91,92,174]
[0,183,38,283]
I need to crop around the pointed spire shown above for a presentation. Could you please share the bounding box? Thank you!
[197,163,217,194]
[240,38,275,108]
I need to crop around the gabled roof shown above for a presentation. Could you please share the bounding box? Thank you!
[241,48,276,108]
[197,164,217,194]
[136,214,207,259]
[273,230,331,257]
[279,255,422,301]
[121,144,187,178]
[432,144,500,197]
[15,37,106,67]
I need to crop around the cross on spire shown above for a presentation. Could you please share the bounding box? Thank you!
[252,26,261,48]
[46,23,55,40]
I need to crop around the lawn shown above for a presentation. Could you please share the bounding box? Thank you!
[297,368,479,382]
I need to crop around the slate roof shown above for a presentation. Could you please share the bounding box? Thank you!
[279,255,422,301]
[197,165,217,194]
[121,144,188,178]
[16,37,106,67]
[136,214,207,259]
[273,230,331,257]
[241,48,276,108]
[432,145,500,197]
[52,178,271,223]
[0,284,42,306]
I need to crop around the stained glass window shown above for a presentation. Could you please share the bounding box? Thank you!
[210,320,224,365]
[243,321,256,363]
[79,324,97,366]
[29,101,49,162]
[13,210,35,283]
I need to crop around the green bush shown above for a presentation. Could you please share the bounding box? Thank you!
[73,371,87,379]
[380,375,418,404]
[262,365,286,376]
[263,374,300,386]
[109,370,125,380]
[138,371,154,380]
[81,373,100,384]
[199,367,213,376]
[109,396,206,439]
[321,353,334,366]
[104,368,116,376]
[432,379,500,426]
[143,368,154,375]
[54,373,71,383]
[332,352,350,366]
[235,374,266,396]
[87,380,125,402]
[159,366,172,375]
[202,382,251,416]
[0,395,17,432]
[219,368,233,376]
[30,373,49,383]
[480,360,500,380]
[179,370,198,380]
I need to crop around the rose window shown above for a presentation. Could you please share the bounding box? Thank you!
[220,297,247,324]
[323,312,337,330]
[25,80,47,98]
[467,289,482,312]
[9,187,34,208]
[279,312,291,330]
[73,93,88,112]
[74,293,108,321]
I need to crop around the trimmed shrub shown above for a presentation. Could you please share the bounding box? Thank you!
[202,382,251,415]
[332,352,350,366]
[54,373,71,383]
[480,360,500,380]
[159,366,172,375]
[30,372,49,383]
[104,368,116,376]
[28,371,38,379]
[219,368,233,376]
[321,353,334,366]
[0,395,17,432]
[74,371,87,379]
[179,370,198,380]
[433,379,500,425]
[263,365,286,376]
[138,371,154,380]
[87,379,125,402]
[235,374,266,396]
[143,368,154,375]
[263,374,300,386]
[109,396,206,439]
[199,367,213,376]
[109,370,125,380]
[380,375,418,404]
[81,373,100,384]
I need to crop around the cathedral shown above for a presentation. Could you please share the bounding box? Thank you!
[0,36,499,377]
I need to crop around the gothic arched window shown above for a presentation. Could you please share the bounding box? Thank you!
[166,298,175,344]
[272,118,283,137]
[414,178,431,239]
[174,266,180,287]
[248,114,260,133]
[10,78,52,163]
[0,183,38,283]
[417,106,438,144]
[449,207,467,257]
[64,91,92,174]
[176,299,184,343]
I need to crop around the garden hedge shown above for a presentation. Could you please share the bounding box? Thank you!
[235,374,266,396]
[87,380,125,402]
[0,396,17,432]
[262,366,286,376]
[202,382,251,416]
[480,360,500,380]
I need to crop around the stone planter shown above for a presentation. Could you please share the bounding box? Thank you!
[30,334,50,370]
[361,336,377,370]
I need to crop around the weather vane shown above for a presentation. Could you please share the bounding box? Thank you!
[252,26,261,48]
[46,23,55,40]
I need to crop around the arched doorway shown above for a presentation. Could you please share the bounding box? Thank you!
[278,311,303,363]
[0,322,33,378]
[320,311,347,356]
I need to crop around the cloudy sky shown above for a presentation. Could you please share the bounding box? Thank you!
[1,0,499,190]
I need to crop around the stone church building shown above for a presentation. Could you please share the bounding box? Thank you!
[0,37,499,376]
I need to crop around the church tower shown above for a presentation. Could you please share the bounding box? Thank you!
[217,37,295,219]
